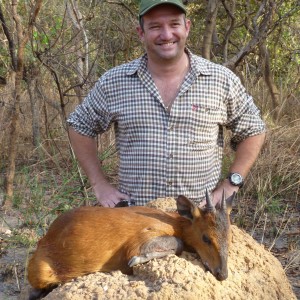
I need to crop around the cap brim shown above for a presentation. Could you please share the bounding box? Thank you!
[139,3,186,18]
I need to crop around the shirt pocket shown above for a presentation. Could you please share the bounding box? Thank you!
[188,105,225,151]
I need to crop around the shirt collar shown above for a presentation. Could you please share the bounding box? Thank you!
[125,48,211,76]
[186,48,211,76]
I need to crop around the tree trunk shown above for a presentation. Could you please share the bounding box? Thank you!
[221,0,236,63]
[4,0,43,208]
[202,0,220,60]
[1,71,16,206]
[259,43,280,118]
[26,71,41,148]
[66,0,89,104]
[5,73,22,205]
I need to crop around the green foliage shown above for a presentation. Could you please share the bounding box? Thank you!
[32,15,63,50]
[12,163,84,233]
[265,197,283,215]
[5,231,36,247]
[0,45,8,78]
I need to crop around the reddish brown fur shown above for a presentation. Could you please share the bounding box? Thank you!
[28,195,233,292]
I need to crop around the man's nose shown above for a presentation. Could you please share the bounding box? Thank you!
[160,26,173,40]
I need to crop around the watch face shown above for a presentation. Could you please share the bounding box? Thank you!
[231,173,243,185]
[228,173,244,187]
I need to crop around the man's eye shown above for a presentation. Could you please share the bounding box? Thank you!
[202,234,212,245]
[149,26,159,30]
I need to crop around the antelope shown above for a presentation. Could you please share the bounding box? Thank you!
[28,191,235,300]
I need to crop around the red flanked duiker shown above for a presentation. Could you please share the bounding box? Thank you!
[28,191,235,300]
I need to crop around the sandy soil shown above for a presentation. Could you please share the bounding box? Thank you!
[35,225,296,300]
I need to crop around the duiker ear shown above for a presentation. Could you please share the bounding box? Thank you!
[226,192,236,214]
[176,195,200,221]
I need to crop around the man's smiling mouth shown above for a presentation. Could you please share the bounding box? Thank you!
[158,42,176,46]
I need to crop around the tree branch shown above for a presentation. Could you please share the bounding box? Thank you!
[0,4,17,70]
[224,0,276,70]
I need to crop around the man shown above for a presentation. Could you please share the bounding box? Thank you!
[67,0,266,207]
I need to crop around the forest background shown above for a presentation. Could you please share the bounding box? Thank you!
[0,0,299,298]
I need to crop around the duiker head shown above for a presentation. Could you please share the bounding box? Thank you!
[176,190,235,281]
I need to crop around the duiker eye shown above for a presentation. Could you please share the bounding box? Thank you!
[202,234,212,245]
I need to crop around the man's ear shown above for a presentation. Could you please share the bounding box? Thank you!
[185,18,191,34]
[136,25,144,41]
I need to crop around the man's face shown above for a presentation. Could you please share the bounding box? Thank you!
[137,4,191,63]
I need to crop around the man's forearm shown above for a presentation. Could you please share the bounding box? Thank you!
[68,127,130,206]
[69,127,107,187]
[208,132,266,207]
[229,132,266,177]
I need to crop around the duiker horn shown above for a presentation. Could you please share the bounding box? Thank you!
[205,188,216,212]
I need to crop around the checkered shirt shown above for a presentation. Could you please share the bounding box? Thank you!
[67,49,266,205]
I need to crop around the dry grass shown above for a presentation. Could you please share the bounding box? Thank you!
[245,121,300,201]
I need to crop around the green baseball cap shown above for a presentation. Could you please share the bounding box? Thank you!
[139,0,186,18]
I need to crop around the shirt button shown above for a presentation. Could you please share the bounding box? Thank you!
[169,153,173,159]
[167,181,173,186]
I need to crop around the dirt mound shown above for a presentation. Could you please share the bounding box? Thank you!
[43,226,295,300]
[40,198,296,300]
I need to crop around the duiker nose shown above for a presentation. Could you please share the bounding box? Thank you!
[215,268,228,281]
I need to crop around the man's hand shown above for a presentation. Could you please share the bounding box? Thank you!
[93,183,130,207]
[68,128,130,208]
[211,179,239,206]
[93,182,130,207]
[199,179,239,208]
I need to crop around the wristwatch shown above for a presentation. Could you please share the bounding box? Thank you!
[227,172,244,187]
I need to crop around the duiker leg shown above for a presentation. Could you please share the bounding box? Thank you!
[128,236,183,267]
